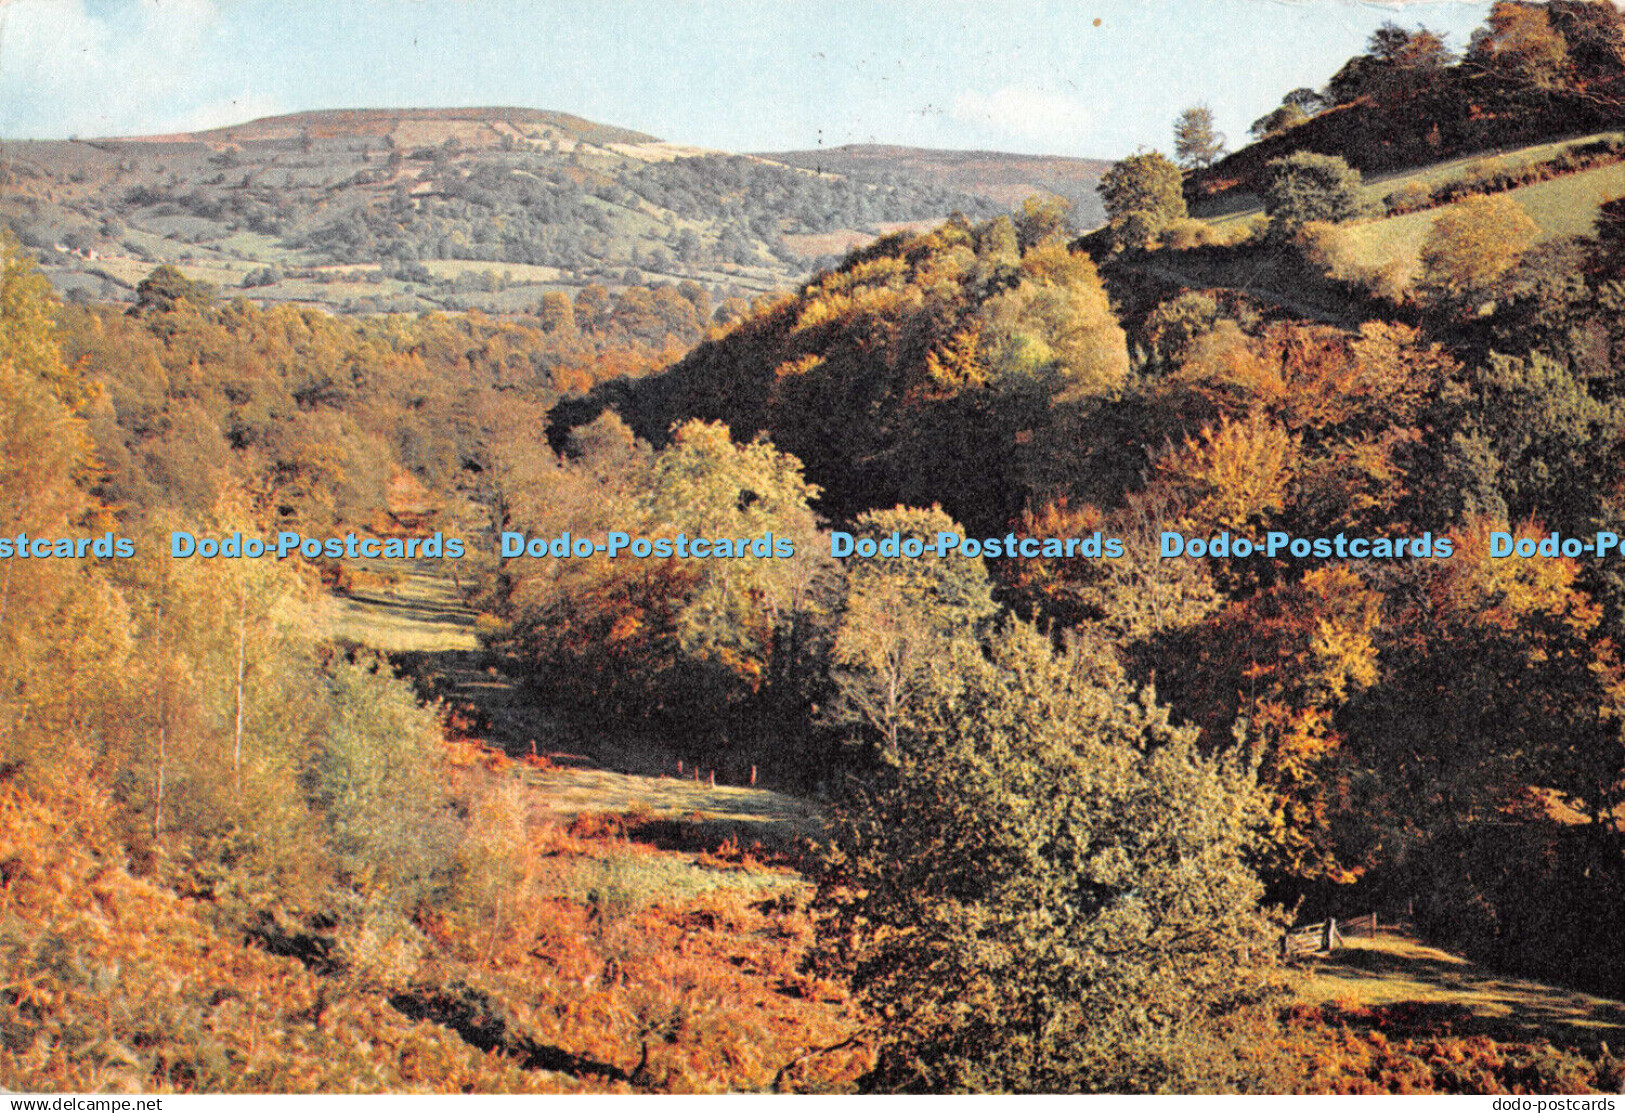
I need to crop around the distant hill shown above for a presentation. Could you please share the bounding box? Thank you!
[190,106,659,149]
[760,144,1111,227]
[0,107,1035,315]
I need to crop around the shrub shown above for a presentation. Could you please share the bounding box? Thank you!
[1163,218,1222,250]
[1265,153,1366,239]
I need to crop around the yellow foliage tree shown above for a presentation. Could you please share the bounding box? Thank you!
[1420,194,1540,303]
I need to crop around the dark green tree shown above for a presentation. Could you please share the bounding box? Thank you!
[1097,152,1187,250]
[817,619,1275,1092]
[1248,102,1310,141]
[1249,88,1324,140]
[1013,195,1075,253]
[1263,152,1365,238]
[133,265,217,315]
[1368,22,1453,68]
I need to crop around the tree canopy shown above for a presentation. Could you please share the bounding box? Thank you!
[817,619,1274,1092]
[1420,193,1541,303]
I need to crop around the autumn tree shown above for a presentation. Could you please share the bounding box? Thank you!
[535,290,577,335]
[496,419,832,763]
[0,237,460,915]
[1,232,94,410]
[1345,524,1625,952]
[1160,567,1384,884]
[831,505,997,757]
[0,277,132,801]
[996,495,1221,647]
[1131,320,1448,549]
[574,220,1129,536]
[1467,0,1572,90]
[637,419,828,697]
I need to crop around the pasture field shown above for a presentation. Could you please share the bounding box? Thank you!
[1197,131,1625,231]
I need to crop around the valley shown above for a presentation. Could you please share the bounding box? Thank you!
[13,0,1625,1095]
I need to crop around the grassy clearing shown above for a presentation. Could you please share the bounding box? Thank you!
[1158,139,1625,311]
[1291,929,1625,1051]
[86,251,250,289]
[214,231,301,262]
[518,763,820,832]
[543,843,806,908]
[1362,132,1623,202]
[327,558,481,653]
[332,555,821,851]
[1336,158,1625,278]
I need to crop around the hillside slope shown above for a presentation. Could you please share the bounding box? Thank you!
[760,144,1110,225]
[0,108,1044,314]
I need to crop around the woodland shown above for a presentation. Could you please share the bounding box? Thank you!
[8,0,1625,1095]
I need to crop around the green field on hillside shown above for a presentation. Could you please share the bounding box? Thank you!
[1188,133,1625,288]
[1198,131,1625,230]
[1342,157,1625,278]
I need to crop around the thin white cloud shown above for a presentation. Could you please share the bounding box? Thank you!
[950,86,1097,148]
[0,0,273,136]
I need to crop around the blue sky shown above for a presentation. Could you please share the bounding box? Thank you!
[0,0,1492,158]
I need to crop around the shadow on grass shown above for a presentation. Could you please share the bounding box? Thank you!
[390,985,635,1083]
[1306,933,1625,1051]
[624,815,816,860]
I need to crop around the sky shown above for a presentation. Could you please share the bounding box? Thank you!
[0,0,1494,160]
